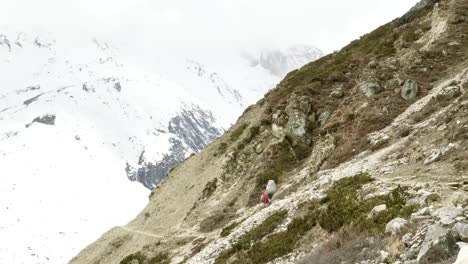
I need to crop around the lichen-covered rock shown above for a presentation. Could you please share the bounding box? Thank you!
[417,224,459,264]
[401,80,419,101]
[359,82,384,97]
[285,111,310,147]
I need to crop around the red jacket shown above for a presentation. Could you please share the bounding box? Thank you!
[261,191,269,204]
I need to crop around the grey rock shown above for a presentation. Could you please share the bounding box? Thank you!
[318,111,330,126]
[299,98,312,114]
[114,82,122,92]
[368,204,388,219]
[433,207,463,226]
[359,82,384,97]
[368,60,378,69]
[437,85,462,101]
[402,233,413,244]
[25,114,56,128]
[406,197,425,207]
[401,80,419,101]
[417,224,459,264]
[411,215,432,223]
[404,244,420,261]
[424,149,441,164]
[255,143,266,154]
[452,223,468,242]
[413,207,432,216]
[286,111,309,147]
[423,192,441,203]
[386,218,408,234]
[330,90,344,99]
[0,34,11,51]
[307,113,316,124]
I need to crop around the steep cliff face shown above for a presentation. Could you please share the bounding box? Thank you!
[71,0,468,263]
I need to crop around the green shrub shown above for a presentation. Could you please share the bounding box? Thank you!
[318,173,416,233]
[220,221,241,237]
[147,252,170,264]
[215,210,288,264]
[202,178,218,199]
[230,123,248,142]
[120,251,146,264]
[217,202,319,264]
[247,215,318,263]
[318,173,374,232]
[120,251,170,264]
[215,142,229,156]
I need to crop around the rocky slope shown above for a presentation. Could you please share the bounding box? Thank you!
[71,0,468,263]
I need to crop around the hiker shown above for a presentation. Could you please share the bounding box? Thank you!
[260,190,270,204]
[266,180,276,200]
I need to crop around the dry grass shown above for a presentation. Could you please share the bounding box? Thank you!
[386,237,405,260]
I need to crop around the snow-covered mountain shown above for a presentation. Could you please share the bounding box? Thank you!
[0,29,322,263]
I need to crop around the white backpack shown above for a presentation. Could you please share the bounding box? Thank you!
[266,180,276,195]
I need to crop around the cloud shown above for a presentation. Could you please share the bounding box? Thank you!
[1,0,420,66]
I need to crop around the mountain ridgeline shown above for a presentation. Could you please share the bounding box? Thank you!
[71,0,468,263]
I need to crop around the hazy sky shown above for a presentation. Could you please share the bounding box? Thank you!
[1,0,419,60]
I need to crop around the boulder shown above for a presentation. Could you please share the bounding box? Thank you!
[359,82,384,97]
[452,223,468,242]
[330,90,344,99]
[417,224,459,264]
[454,243,468,264]
[286,111,309,147]
[401,80,419,101]
[367,204,388,219]
[385,218,408,234]
[432,207,463,226]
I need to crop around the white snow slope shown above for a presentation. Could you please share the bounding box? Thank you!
[0,29,322,264]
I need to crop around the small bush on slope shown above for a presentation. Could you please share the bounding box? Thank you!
[120,251,170,264]
[318,173,416,233]
[214,210,288,264]
[220,221,241,238]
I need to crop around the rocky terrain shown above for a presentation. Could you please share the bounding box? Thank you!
[71,0,468,263]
